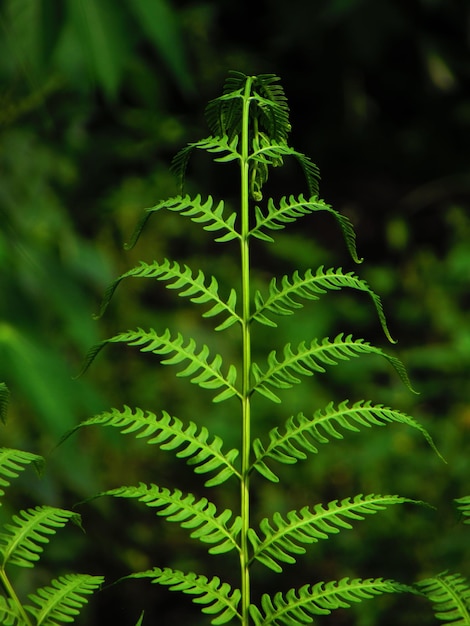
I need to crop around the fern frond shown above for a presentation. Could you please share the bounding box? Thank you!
[455,497,470,524]
[95,259,240,330]
[0,595,22,626]
[126,567,241,625]
[249,577,412,625]
[248,494,419,572]
[79,328,240,403]
[250,194,361,263]
[251,334,415,403]
[104,483,241,554]
[417,572,470,625]
[0,383,10,424]
[251,74,290,142]
[25,573,104,626]
[70,407,240,487]
[125,194,239,249]
[249,150,319,199]
[0,506,81,569]
[171,137,241,192]
[251,400,443,482]
[0,449,44,502]
[252,266,394,341]
[205,72,290,145]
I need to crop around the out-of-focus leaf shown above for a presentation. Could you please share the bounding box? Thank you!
[126,0,193,93]
[65,0,128,98]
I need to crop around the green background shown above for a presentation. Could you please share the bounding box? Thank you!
[1,1,469,624]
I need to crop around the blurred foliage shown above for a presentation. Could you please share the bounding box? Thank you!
[0,0,469,624]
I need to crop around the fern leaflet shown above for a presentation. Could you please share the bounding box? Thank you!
[95,259,240,330]
[249,150,319,198]
[252,266,393,341]
[249,577,413,625]
[25,573,104,626]
[67,406,240,486]
[455,497,470,524]
[171,137,241,193]
[0,383,10,424]
[0,506,82,569]
[126,567,241,625]
[0,449,44,501]
[248,494,420,572]
[103,483,241,554]
[251,400,443,482]
[417,572,470,625]
[249,194,362,263]
[79,328,240,403]
[205,71,290,144]
[251,334,415,403]
[0,596,21,626]
[125,194,239,249]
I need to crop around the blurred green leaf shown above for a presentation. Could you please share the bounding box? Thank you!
[126,0,193,94]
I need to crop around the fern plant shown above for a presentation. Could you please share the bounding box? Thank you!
[416,497,470,625]
[0,383,103,625]
[73,72,444,624]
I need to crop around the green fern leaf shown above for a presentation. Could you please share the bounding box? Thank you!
[455,497,470,524]
[249,577,413,625]
[171,137,241,193]
[0,383,11,424]
[94,259,240,330]
[25,573,104,626]
[0,449,45,502]
[417,572,470,625]
[104,483,241,554]
[126,567,241,625]
[249,150,319,199]
[125,194,239,249]
[69,407,240,487]
[251,400,443,482]
[0,595,22,626]
[0,506,82,569]
[252,266,394,341]
[249,194,362,263]
[205,71,290,145]
[79,328,240,403]
[248,494,420,572]
[251,334,415,403]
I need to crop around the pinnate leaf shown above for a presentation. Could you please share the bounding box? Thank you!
[249,194,361,263]
[251,334,415,403]
[126,567,241,625]
[252,400,443,481]
[25,573,104,625]
[0,448,44,501]
[417,572,470,625]
[68,406,240,486]
[79,328,239,402]
[103,483,241,554]
[248,494,422,572]
[125,194,239,249]
[252,266,394,342]
[249,577,413,625]
[0,506,81,568]
[95,259,240,330]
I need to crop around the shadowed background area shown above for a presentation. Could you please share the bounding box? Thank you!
[1,1,469,624]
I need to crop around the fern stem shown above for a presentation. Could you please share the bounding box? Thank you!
[0,568,33,626]
[239,75,254,626]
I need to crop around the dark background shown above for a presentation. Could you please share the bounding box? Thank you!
[1,1,469,624]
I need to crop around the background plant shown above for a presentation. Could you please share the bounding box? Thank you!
[0,383,103,625]
[66,72,458,625]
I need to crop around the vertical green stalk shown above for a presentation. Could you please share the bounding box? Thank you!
[240,76,254,626]
[0,570,33,626]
